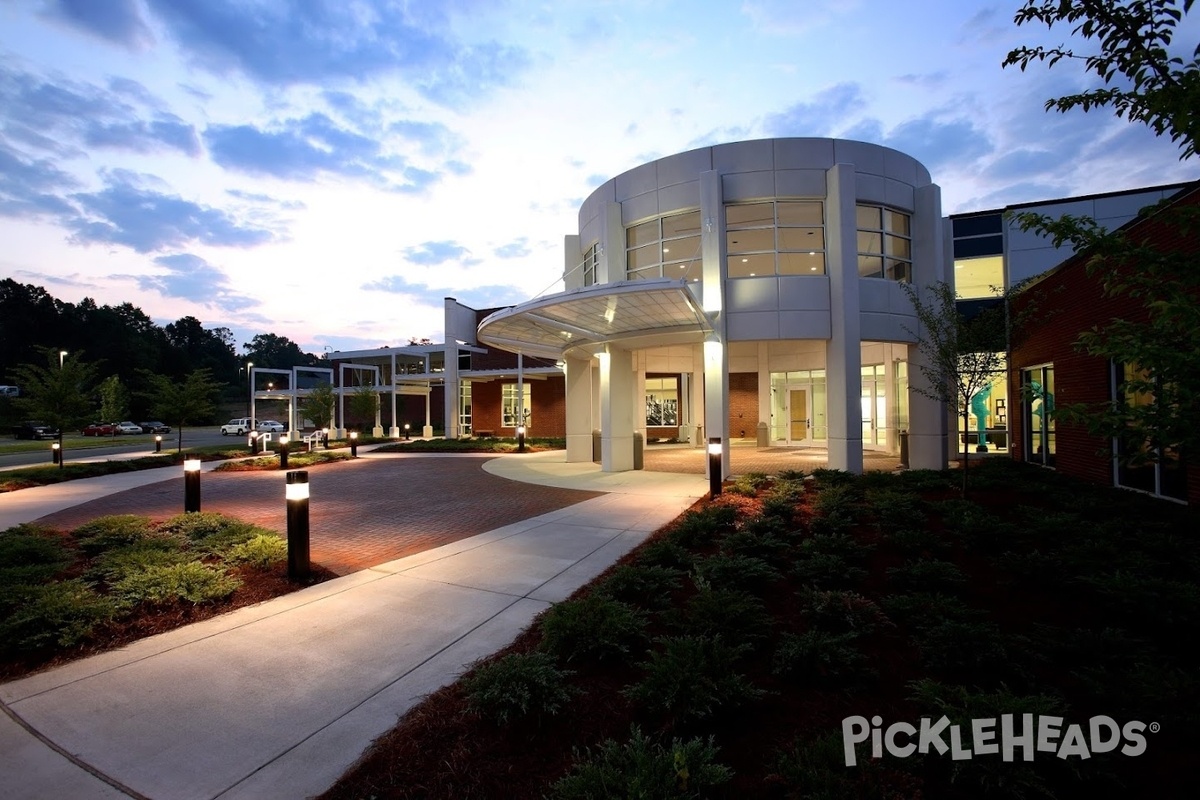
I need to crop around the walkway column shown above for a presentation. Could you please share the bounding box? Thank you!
[373,392,383,437]
[423,388,433,438]
[699,169,729,476]
[908,182,950,469]
[444,342,459,438]
[599,345,634,471]
[389,353,399,438]
[825,163,864,473]
[564,354,593,462]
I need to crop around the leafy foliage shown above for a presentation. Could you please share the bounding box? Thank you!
[539,594,648,663]
[139,368,223,450]
[462,652,577,725]
[225,534,288,569]
[0,580,118,651]
[112,561,241,605]
[625,635,764,723]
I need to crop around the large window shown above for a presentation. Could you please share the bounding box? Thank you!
[502,383,531,428]
[1114,363,1186,501]
[857,205,911,282]
[458,381,472,434]
[1021,365,1055,467]
[626,211,702,282]
[582,243,598,286]
[954,255,1004,299]
[645,377,679,426]
[726,201,825,278]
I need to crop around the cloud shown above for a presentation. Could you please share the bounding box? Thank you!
[493,238,531,259]
[225,189,306,211]
[0,61,200,157]
[763,83,868,138]
[67,170,276,253]
[740,0,859,36]
[873,116,995,172]
[400,241,481,266]
[389,120,464,157]
[361,273,524,309]
[134,253,259,313]
[130,0,529,106]
[0,143,80,219]
[41,0,153,48]
[893,72,950,89]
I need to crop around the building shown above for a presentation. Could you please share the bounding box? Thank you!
[477,138,952,478]
[1004,181,1199,503]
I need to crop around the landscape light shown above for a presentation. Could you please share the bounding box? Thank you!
[184,459,202,512]
[286,470,310,581]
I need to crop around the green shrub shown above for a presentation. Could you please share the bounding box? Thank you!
[0,580,118,652]
[693,553,780,592]
[879,592,982,630]
[626,635,764,723]
[462,652,577,725]
[667,587,774,647]
[539,594,647,663]
[773,732,920,799]
[791,552,867,589]
[883,527,950,557]
[1073,571,1200,633]
[800,533,874,563]
[772,630,871,684]
[226,534,287,569]
[776,469,807,481]
[549,726,733,799]
[811,483,861,516]
[0,525,71,587]
[864,489,926,530]
[72,515,156,554]
[885,559,967,592]
[801,589,892,635]
[634,537,695,571]
[158,512,260,556]
[666,505,738,549]
[88,538,190,582]
[721,525,792,565]
[596,564,683,610]
[895,468,958,492]
[911,619,1022,682]
[729,472,770,497]
[113,561,241,605]
[809,468,857,490]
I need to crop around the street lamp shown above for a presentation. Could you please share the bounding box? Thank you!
[403,422,410,440]
[246,361,254,417]
[349,430,358,457]
[517,424,526,453]
[59,350,67,368]
[286,470,310,581]
[708,437,723,498]
[184,459,202,512]
[279,434,290,469]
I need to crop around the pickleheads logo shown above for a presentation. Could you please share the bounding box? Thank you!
[842,715,1157,767]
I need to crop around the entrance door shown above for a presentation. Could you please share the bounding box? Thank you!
[788,387,811,446]
[860,368,888,450]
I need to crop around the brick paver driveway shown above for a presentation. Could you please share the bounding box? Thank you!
[35,454,602,576]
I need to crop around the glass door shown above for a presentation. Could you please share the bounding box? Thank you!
[788,387,811,446]
[861,365,888,449]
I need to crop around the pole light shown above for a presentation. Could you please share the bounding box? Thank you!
[280,435,289,469]
[184,459,202,512]
[322,427,330,449]
[155,434,162,453]
[286,470,310,581]
[246,361,254,417]
[517,424,526,453]
[248,431,259,455]
[403,422,410,440]
[707,437,723,498]
[51,442,60,465]
[349,430,358,457]
[59,350,67,368]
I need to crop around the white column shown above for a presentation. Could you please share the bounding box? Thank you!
[565,354,592,462]
[908,182,950,469]
[443,344,459,438]
[757,341,770,446]
[388,353,399,438]
[600,346,634,472]
[825,163,864,473]
[423,388,433,438]
[700,169,729,476]
[691,343,705,447]
[635,353,647,441]
[373,392,383,437]
[516,352,525,433]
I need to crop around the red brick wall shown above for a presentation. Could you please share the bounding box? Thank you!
[1010,188,1199,504]
[465,379,566,437]
[729,373,758,439]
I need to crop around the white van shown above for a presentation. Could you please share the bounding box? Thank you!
[220,418,256,435]
[0,386,19,398]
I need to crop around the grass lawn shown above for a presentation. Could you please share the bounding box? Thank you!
[321,458,1198,799]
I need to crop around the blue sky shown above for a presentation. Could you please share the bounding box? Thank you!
[1,0,1197,354]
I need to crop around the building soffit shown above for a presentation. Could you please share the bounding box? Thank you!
[477,278,713,360]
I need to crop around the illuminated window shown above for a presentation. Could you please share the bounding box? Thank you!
[857,205,911,282]
[458,381,471,433]
[1113,363,1185,500]
[502,384,531,428]
[954,255,1004,299]
[1021,365,1055,467]
[626,210,702,282]
[725,201,826,278]
[582,243,598,286]
[645,377,679,426]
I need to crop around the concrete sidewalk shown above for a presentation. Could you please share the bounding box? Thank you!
[1,451,705,800]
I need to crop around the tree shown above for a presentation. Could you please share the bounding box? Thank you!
[140,369,224,451]
[1004,0,1200,158]
[300,382,335,430]
[1003,0,1199,465]
[11,349,101,454]
[243,333,318,369]
[902,282,1038,495]
[98,375,130,428]
[348,382,379,432]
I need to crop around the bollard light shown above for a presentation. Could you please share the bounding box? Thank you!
[286,470,310,581]
[279,435,289,470]
[403,422,410,440]
[349,430,358,457]
[184,458,202,512]
[707,437,723,498]
[517,424,526,453]
[322,428,330,449]
[51,441,61,465]
[248,431,259,455]
[155,434,162,453]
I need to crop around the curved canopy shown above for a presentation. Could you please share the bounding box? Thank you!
[477,279,712,359]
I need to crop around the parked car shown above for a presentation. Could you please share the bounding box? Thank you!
[82,422,117,436]
[12,420,56,440]
[220,418,256,435]
[115,421,145,434]
[256,420,286,433]
[139,421,171,433]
